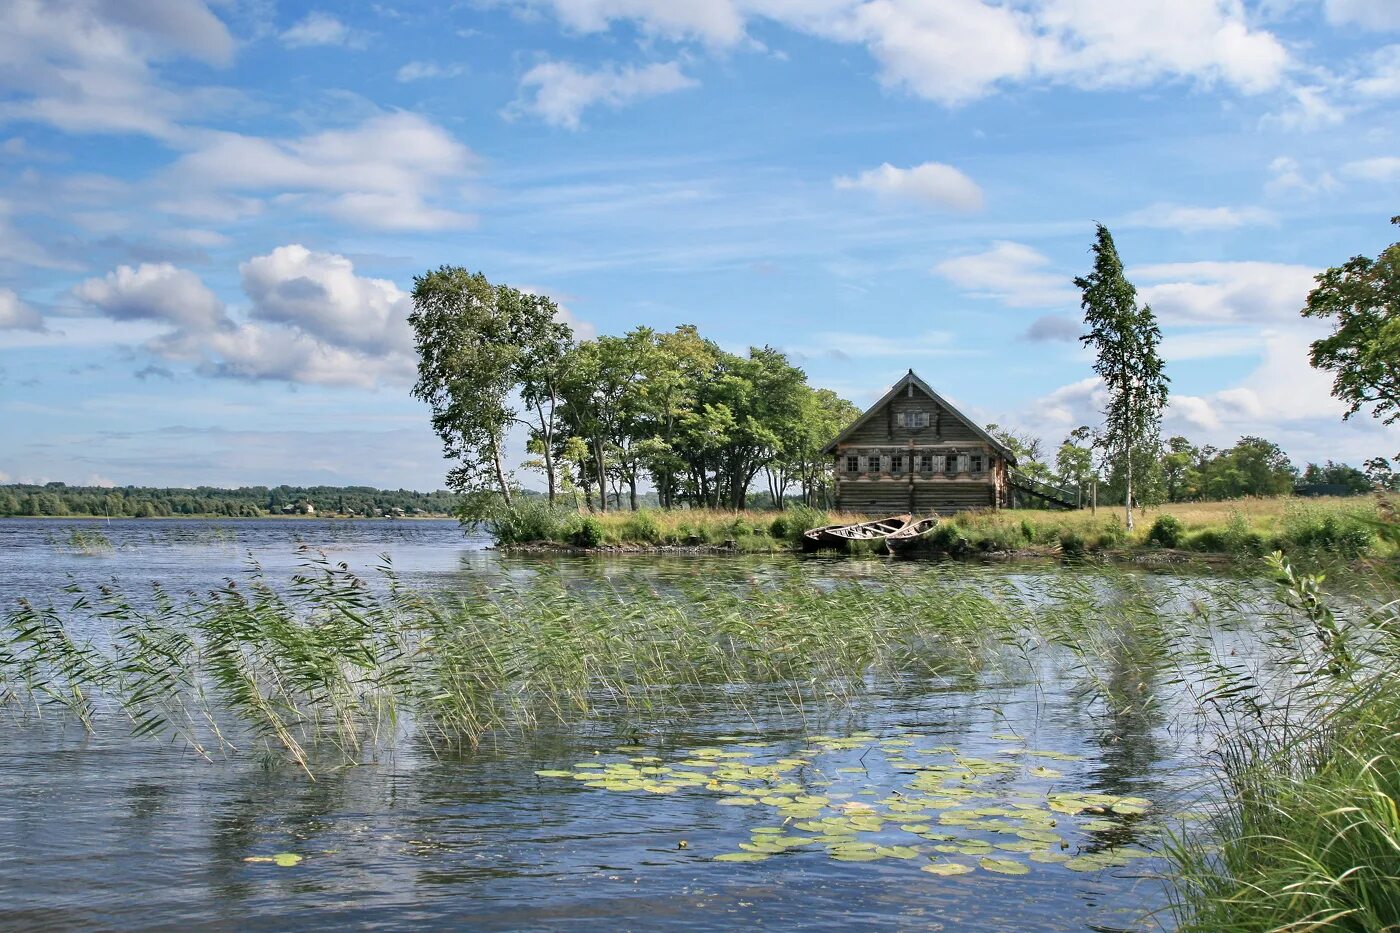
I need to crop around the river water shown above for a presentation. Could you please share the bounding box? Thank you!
[0,518,1216,931]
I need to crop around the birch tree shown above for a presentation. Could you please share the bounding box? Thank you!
[1074,224,1169,530]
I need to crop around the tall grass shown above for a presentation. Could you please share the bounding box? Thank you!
[1163,550,1400,932]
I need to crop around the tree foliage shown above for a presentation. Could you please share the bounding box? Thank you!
[1075,224,1169,528]
[1302,216,1400,452]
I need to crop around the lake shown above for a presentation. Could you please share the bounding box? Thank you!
[0,518,1239,931]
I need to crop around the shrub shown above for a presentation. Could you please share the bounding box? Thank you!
[1058,529,1086,558]
[978,524,1025,552]
[1146,514,1185,549]
[1188,528,1228,553]
[926,523,971,555]
[484,498,566,545]
[1089,521,1128,551]
[620,510,663,544]
[1282,512,1375,558]
[770,504,827,546]
[1221,513,1267,557]
[565,515,605,548]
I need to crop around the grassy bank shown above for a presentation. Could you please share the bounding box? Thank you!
[484,495,1387,562]
[933,496,1385,561]
[486,500,869,551]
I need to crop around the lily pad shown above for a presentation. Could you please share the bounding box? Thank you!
[922,861,975,876]
[979,857,1029,875]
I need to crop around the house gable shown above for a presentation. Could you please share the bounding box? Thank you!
[821,370,1016,464]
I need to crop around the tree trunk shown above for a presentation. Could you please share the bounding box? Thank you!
[489,434,512,506]
[1124,452,1134,530]
[592,437,607,513]
[628,475,637,511]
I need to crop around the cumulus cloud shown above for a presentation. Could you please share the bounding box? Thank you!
[933,241,1077,308]
[0,0,234,138]
[70,246,426,388]
[1124,202,1274,232]
[516,0,1290,104]
[0,288,44,331]
[1133,261,1319,325]
[72,262,229,330]
[508,59,698,129]
[163,112,476,231]
[240,245,414,356]
[279,12,362,49]
[833,161,983,212]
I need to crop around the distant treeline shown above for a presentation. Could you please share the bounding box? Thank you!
[0,483,459,518]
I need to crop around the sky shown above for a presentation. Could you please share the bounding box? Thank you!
[1,0,1398,491]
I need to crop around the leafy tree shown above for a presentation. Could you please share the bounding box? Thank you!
[1161,436,1200,502]
[1300,460,1372,495]
[409,268,523,509]
[1364,456,1400,492]
[1195,436,1297,498]
[986,424,1052,481]
[1302,216,1400,454]
[1075,224,1169,529]
[1054,429,1095,506]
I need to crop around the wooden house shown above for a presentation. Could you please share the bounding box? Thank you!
[822,370,1016,515]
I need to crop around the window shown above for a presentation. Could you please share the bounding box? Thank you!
[919,453,933,473]
[845,454,859,473]
[971,454,983,473]
[890,454,904,474]
[945,455,957,476]
[916,411,930,428]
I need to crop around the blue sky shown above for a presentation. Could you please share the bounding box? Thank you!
[1,0,1398,490]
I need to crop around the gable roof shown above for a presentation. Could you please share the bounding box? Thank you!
[820,369,1017,464]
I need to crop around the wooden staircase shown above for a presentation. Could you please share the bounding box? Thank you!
[1008,470,1080,510]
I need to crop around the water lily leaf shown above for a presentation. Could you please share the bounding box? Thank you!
[716,796,759,806]
[899,824,932,834]
[922,861,975,876]
[533,770,573,778]
[1029,851,1071,864]
[875,845,919,859]
[979,857,1028,875]
[244,853,302,867]
[1029,766,1062,779]
[1063,855,1111,872]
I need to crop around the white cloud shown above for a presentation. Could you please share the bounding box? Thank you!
[833,161,983,211]
[396,61,466,82]
[1324,0,1400,31]
[1133,260,1319,325]
[69,247,422,388]
[1125,202,1274,232]
[933,241,1077,308]
[0,288,44,331]
[517,0,1290,104]
[0,0,234,138]
[1026,376,1104,431]
[1343,156,1400,182]
[509,59,698,129]
[164,112,476,231]
[1354,45,1400,98]
[279,12,362,49]
[240,245,414,356]
[73,262,229,330]
[1265,156,1339,197]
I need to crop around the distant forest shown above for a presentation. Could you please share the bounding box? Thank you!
[0,483,459,518]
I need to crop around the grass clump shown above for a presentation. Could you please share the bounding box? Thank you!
[1146,514,1184,548]
[1167,552,1400,931]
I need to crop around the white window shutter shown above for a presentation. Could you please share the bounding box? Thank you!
[958,454,969,472]
[881,454,890,473]
[894,411,904,428]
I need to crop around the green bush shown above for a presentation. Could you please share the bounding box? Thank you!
[1221,514,1267,556]
[1146,514,1185,548]
[565,515,605,548]
[620,510,663,544]
[1282,512,1375,558]
[978,524,1025,552]
[1058,529,1086,558]
[1088,521,1128,551]
[926,523,971,555]
[770,504,827,545]
[484,498,566,544]
[1188,528,1228,553]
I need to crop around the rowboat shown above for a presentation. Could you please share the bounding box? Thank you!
[885,516,939,554]
[815,514,912,550]
[801,523,850,552]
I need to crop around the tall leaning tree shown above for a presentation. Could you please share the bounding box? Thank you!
[1302,215,1400,458]
[1075,224,1169,530]
[408,267,572,512]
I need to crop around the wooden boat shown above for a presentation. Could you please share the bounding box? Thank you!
[816,514,912,550]
[885,516,939,554]
[801,523,850,552]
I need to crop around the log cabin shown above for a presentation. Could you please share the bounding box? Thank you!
[822,369,1015,515]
